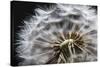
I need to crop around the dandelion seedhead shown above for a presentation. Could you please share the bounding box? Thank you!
[17,4,97,65]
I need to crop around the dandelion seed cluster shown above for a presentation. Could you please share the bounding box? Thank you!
[17,4,97,65]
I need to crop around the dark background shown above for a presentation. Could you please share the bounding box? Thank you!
[11,1,97,66]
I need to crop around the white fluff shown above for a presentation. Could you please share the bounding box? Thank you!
[17,4,97,65]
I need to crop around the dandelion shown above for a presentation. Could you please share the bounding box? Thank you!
[17,4,97,65]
